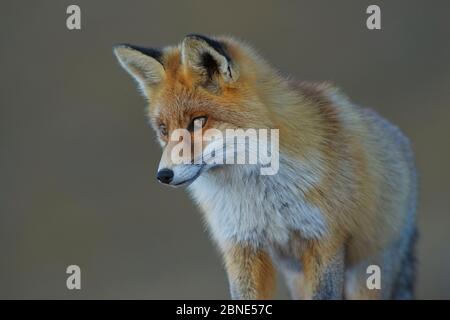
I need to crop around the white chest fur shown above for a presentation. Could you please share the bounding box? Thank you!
[188,158,327,247]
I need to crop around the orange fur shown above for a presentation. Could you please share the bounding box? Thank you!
[223,244,276,300]
[114,35,417,300]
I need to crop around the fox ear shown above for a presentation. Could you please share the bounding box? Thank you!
[113,44,165,97]
[181,34,238,89]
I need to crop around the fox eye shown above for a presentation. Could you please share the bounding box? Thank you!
[188,116,208,132]
[159,124,168,137]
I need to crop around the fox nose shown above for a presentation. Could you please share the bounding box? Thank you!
[157,168,174,184]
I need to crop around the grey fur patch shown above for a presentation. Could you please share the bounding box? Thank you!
[312,250,345,300]
[392,227,418,299]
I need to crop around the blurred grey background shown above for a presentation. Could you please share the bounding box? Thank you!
[1,0,449,299]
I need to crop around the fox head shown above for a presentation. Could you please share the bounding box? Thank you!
[114,35,280,187]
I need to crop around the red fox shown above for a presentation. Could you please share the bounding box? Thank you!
[114,35,417,299]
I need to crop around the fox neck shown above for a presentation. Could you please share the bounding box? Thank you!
[189,151,323,196]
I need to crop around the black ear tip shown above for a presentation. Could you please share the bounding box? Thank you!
[185,33,207,39]
[183,34,230,62]
[113,43,143,52]
[112,44,163,64]
[184,34,215,44]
